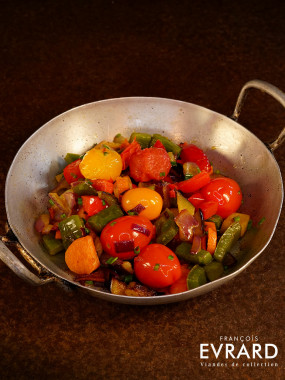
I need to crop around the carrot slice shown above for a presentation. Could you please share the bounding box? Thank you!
[55,230,62,239]
[204,221,217,254]
[65,235,100,274]
[113,176,133,198]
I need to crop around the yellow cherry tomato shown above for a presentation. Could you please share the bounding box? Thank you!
[121,188,163,220]
[79,148,122,181]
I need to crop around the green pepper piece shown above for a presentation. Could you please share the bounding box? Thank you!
[155,209,178,245]
[154,214,168,236]
[214,221,241,262]
[187,265,207,289]
[150,134,182,156]
[175,242,192,261]
[42,234,64,255]
[97,191,118,206]
[71,181,97,195]
[59,215,85,249]
[64,153,81,164]
[154,208,174,235]
[156,217,178,245]
[129,132,152,149]
[205,261,224,281]
[88,204,124,233]
[206,214,223,230]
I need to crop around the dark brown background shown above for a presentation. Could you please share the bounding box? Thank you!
[0,1,284,379]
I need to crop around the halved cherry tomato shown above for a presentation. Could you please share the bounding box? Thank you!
[134,244,182,288]
[81,196,106,217]
[177,171,211,193]
[100,215,154,260]
[180,144,211,172]
[129,147,171,182]
[199,200,218,220]
[200,177,242,219]
[63,159,83,184]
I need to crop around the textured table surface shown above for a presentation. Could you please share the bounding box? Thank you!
[0,1,284,379]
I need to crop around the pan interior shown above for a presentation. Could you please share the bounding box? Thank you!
[5,97,283,289]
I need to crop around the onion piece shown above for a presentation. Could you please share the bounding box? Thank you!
[130,203,146,214]
[35,214,50,233]
[62,190,76,210]
[191,235,202,254]
[48,191,74,221]
[114,239,135,253]
[131,223,151,236]
[174,209,199,241]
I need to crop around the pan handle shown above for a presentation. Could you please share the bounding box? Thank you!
[0,239,55,286]
[231,79,285,152]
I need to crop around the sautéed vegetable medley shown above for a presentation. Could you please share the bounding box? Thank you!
[35,132,257,297]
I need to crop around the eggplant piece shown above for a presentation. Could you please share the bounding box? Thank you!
[177,191,195,215]
[110,278,127,295]
[97,191,118,206]
[110,278,156,296]
[206,214,223,231]
[124,282,156,297]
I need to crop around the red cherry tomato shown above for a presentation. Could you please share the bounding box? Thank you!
[81,196,105,217]
[63,159,83,184]
[129,147,171,182]
[134,244,182,288]
[100,215,154,260]
[200,177,242,218]
[180,144,211,172]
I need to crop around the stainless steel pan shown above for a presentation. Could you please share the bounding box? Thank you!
[1,80,284,305]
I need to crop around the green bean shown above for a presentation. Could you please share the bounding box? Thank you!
[187,265,207,289]
[214,221,241,262]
